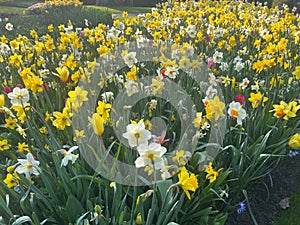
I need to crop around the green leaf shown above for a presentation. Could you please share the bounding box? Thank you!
[0,194,13,222]
[157,180,173,201]
[65,195,85,223]
[12,216,33,225]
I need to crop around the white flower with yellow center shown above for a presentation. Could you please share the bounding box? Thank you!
[5,22,13,31]
[135,142,167,170]
[15,153,41,178]
[186,25,197,38]
[123,52,137,68]
[123,120,151,148]
[228,101,246,125]
[7,87,30,107]
[58,145,79,167]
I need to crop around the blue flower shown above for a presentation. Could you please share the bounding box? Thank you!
[288,150,299,157]
[237,202,246,214]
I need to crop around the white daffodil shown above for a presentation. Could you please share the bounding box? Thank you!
[124,80,139,96]
[240,78,250,90]
[164,66,179,79]
[15,153,41,178]
[186,25,197,38]
[123,120,151,148]
[101,92,114,103]
[235,61,245,72]
[5,23,13,31]
[228,101,246,125]
[57,146,79,167]
[135,142,167,170]
[107,27,121,40]
[7,87,30,107]
[123,52,137,68]
[0,43,10,54]
[213,51,223,64]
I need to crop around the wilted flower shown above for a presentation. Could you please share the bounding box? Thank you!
[152,130,170,145]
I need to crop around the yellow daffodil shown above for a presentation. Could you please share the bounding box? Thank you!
[0,139,11,151]
[53,108,72,130]
[88,113,104,136]
[248,92,268,108]
[205,96,225,121]
[177,167,199,200]
[288,134,300,149]
[205,162,219,183]
[68,86,88,109]
[53,66,69,83]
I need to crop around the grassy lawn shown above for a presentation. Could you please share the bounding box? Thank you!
[0,0,42,8]
[0,6,25,14]
[274,185,300,225]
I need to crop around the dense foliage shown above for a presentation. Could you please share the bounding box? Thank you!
[0,0,300,224]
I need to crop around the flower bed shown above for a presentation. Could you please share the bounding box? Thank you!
[0,0,300,224]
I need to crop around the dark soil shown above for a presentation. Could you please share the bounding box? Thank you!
[225,155,300,225]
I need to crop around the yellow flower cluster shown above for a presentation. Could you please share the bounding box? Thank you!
[42,0,83,8]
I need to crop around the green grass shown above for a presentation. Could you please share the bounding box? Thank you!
[0,6,25,14]
[84,5,151,13]
[0,0,42,8]
[273,185,300,225]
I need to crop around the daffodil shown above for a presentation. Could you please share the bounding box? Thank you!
[123,52,137,68]
[96,100,111,122]
[228,101,247,125]
[177,167,199,200]
[53,66,69,83]
[248,92,268,108]
[57,145,79,167]
[288,134,300,149]
[3,173,19,188]
[52,108,72,130]
[172,150,187,165]
[122,120,151,148]
[0,139,11,151]
[135,142,167,170]
[205,96,225,121]
[15,153,41,178]
[7,87,30,107]
[0,94,5,108]
[205,162,219,183]
[68,86,88,109]
[89,113,104,136]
